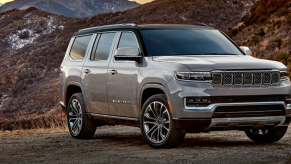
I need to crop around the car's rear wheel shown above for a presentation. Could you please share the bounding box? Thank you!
[245,126,288,143]
[140,94,186,148]
[67,93,96,139]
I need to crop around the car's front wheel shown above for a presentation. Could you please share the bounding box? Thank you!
[245,126,288,143]
[140,94,186,148]
[67,93,97,139]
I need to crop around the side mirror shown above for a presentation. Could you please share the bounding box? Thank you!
[114,47,142,62]
[240,46,252,56]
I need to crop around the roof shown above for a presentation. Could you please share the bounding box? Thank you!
[73,23,215,36]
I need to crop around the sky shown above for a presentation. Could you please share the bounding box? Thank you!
[0,0,154,4]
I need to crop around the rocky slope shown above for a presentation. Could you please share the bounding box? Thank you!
[0,0,140,18]
[227,0,291,72]
[0,0,257,130]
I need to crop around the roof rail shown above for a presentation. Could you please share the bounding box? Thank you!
[79,23,137,32]
[193,23,208,26]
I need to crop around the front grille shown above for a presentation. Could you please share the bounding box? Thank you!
[213,105,285,118]
[212,70,280,86]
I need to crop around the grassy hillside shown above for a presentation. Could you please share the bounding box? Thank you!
[0,0,256,130]
[227,0,291,74]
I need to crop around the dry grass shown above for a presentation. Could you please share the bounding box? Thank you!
[0,109,68,136]
[0,126,68,137]
[0,109,67,130]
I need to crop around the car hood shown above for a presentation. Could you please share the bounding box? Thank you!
[152,55,286,71]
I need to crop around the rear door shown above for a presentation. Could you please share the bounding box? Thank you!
[82,32,118,114]
[107,32,141,117]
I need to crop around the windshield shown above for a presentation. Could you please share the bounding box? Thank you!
[141,29,243,56]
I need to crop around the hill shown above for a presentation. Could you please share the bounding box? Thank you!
[0,0,257,130]
[227,0,291,72]
[0,0,140,18]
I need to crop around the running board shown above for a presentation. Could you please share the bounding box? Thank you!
[88,113,140,127]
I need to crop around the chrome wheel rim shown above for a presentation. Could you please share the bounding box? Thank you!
[143,101,170,144]
[250,129,268,135]
[68,99,82,136]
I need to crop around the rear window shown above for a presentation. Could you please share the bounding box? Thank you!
[70,35,92,60]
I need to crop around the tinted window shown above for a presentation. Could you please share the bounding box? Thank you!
[118,32,139,53]
[70,35,92,60]
[91,33,116,61]
[141,29,243,56]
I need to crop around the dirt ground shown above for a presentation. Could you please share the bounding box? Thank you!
[1,126,291,164]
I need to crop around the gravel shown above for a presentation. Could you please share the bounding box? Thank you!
[1,126,291,164]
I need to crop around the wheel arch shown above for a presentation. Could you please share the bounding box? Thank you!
[139,84,173,118]
[65,82,83,107]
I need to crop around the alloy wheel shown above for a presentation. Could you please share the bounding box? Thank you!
[143,101,171,144]
[249,129,269,135]
[68,99,83,136]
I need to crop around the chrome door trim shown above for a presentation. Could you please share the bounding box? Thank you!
[89,113,138,121]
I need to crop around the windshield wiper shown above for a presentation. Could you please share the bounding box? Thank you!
[201,53,238,55]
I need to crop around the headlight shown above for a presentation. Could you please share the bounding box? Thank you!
[175,72,212,81]
[280,71,289,80]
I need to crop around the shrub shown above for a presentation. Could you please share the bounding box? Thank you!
[276,7,289,17]
[258,15,267,24]
[226,28,238,38]
[273,20,282,28]
[274,52,290,65]
[285,37,291,48]
[256,29,265,37]
[249,35,261,46]
[286,14,291,26]
[266,38,282,51]
[19,31,30,39]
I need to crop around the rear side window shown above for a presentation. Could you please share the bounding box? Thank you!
[118,32,139,53]
[91,33,116,61]
[70,35,92,60]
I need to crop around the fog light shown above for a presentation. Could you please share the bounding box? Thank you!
[285,96,291,104]
[186,98,211,107]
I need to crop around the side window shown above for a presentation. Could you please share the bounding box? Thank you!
[70,35,92,60]
[91,33,116,61]
[118,32,139,54]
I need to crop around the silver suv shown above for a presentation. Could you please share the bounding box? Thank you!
[60,24,291,148]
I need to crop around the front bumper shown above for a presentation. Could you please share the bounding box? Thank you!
[167,79,291,118]
[174,115,291,132]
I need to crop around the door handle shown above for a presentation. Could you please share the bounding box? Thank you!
[84,69,91,74]
[109,69,117,75]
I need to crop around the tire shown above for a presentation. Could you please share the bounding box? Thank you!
[140,94,186,149]
[67,93,96,139]
[245,126,288,143]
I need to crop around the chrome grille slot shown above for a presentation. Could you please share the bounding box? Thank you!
[263,72,272,84]
[212,73,222,85]
[223,73,233,85]
[254,72,262,85]
[212,70,280,86]
[234,73,243,85]
[244,72,253,85]
[272,72,280,84]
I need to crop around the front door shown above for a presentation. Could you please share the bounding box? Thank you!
[107,32,141,117]
[82,32,117,114]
